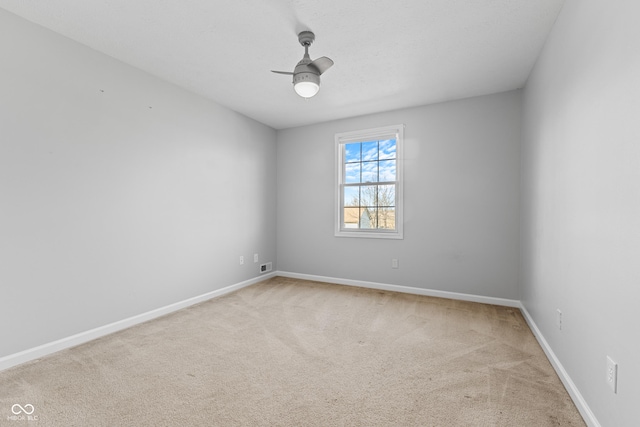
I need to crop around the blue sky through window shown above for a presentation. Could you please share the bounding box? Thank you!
[344,139,396,184]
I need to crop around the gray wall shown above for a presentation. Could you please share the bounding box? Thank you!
[277,91,521,299]
[0,9,277,358]
[521,0,640,425]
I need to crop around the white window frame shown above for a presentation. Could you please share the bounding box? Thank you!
[335,124,404,239]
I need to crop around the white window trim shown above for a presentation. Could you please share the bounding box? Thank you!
[334,124,404,239]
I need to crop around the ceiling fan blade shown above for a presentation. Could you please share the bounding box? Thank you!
[309,57,334,75]
[271,70,294,75]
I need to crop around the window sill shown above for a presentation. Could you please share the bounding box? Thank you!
[335,230,403,240]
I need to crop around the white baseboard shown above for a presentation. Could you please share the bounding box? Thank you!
[0,273,276,372]
[519,304,600,427]
[276,271,521,308]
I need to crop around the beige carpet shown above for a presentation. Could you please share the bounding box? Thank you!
[1,277,585,426]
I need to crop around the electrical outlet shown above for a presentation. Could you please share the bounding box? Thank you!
[606,356,618,393]
[556,309,562,330]
[392,259,398,269]
[254,253,259,263]
[239,256,244,265]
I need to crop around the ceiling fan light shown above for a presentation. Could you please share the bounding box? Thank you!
[294,81,320,98]
[293,71,321,98]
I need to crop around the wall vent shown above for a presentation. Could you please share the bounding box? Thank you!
[260,262,272,274]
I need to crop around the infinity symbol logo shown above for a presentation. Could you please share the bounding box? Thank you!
[11,404,35,415]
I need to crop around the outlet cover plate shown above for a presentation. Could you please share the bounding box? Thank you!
[606,356,618,393]
[556,309,562,330]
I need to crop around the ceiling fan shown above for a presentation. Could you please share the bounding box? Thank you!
[272,31,334,99]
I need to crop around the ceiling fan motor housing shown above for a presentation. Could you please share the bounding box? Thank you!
[293,71,320,87]
[293,57,320,87]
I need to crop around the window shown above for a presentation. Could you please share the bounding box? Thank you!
[335,124,403,239]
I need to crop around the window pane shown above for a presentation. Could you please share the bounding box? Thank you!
[345,143,361,163]
[361,141,379,161]
[361,161,378,183]
[361,185,377,207]
[378,185,395,207]
[360,207,377,229]
[379,139,396,160]
[378,207,396,230]
[345,163,360,184]
[343,207,360,228]
[344,186,359,207]
[379,160,396,182]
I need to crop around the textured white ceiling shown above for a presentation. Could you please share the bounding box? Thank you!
[0,0,565,129]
